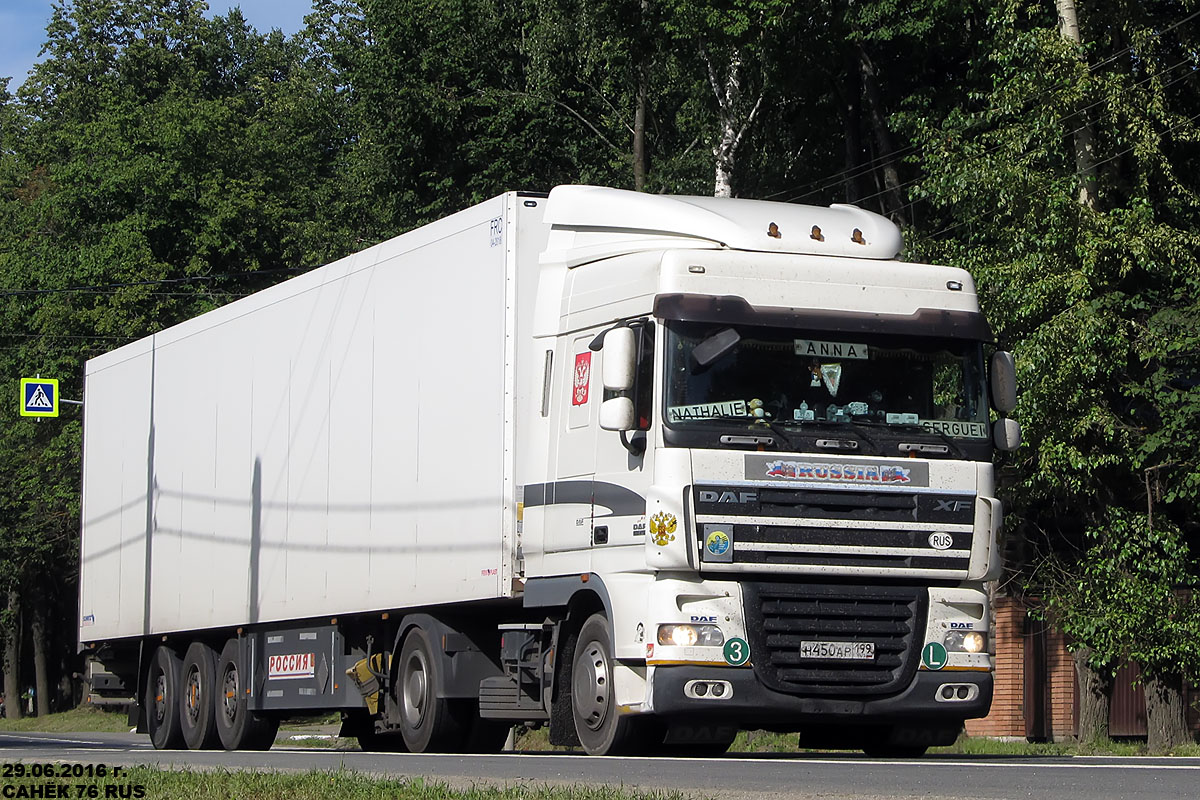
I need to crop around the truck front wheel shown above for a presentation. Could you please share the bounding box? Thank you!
[145,646,185,750]
[214,638,278,750]
[571,613,650,755]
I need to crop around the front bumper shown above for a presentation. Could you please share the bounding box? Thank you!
[651,666,992,726]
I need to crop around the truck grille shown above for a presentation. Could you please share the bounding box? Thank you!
[694,485,974,577]
[742,582,926,696]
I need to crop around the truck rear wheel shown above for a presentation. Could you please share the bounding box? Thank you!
[215,638,278,750]
[180,642,220,750]
[145,646,185,750]
[571,613,650,755]
[395,626,463,752]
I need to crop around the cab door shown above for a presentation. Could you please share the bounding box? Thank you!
[540,333,599,561]
[591,322,654,555]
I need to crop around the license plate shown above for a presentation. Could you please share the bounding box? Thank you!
[798,640,876,661]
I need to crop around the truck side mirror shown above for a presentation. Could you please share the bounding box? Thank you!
[993,417,1021,451]
[600,397,636,431]
[990,351,1017,414]
[602,327,636,392]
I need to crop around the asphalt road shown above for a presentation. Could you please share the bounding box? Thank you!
[2,730,1198,800]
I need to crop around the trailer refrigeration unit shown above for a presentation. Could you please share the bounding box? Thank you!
[79,185,1020,756]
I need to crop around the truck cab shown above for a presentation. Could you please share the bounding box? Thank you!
[514,186,1018,755]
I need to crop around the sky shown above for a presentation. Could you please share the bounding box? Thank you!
[0,1,313,91]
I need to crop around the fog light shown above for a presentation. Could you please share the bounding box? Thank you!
[957,686,970,699]
[711,683,725,697]
[695,682,708,696]
[941,685,955,699]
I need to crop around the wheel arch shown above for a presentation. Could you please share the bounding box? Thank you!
[388,613,503,702]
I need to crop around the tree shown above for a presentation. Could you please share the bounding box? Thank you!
[0,0,365,709]
[900,0,1200,748]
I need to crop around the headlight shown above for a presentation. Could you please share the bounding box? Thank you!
[943,630,987,653]
[657,624,724,647]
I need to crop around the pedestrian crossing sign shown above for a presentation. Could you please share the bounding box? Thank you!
[20,378,59,417]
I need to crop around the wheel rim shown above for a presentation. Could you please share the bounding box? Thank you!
[185,666,202,723]
[220,664,239,725]
[154,672,168,724]
[401,648,429,729]
[573,638,610,732]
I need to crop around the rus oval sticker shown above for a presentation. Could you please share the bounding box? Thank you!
[928,532,954,550]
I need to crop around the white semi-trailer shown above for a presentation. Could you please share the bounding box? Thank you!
[79,186,1019,756]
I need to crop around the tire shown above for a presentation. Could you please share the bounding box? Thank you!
[395,626,464,752]
[145,646,185,750]
[215,638,278,751]
[180,641,221,750]
[571,613,651,755]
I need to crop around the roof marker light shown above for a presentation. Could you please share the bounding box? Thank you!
[688,265,706,274]
[947,280,963,291]
[851,228,866,245]
[810,225,824,241]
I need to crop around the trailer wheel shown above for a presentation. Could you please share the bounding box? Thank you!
[571,613,649,755]
[395,626,463,752]
[215,638,278,750]
[145,646,185,750]
[180,642,221,750]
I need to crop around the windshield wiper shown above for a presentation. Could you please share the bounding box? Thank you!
[847,417,965,458]
[756,419,798,451]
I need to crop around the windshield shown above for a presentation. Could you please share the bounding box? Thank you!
[664,321,989,454]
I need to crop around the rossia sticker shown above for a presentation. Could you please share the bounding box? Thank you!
[705,529,731,556]
[765,460,911,484]
[572,352,592,406]
[268,652,315,680]
[649,512,677,546]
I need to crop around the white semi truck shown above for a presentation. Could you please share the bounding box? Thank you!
[78,185,1019,756]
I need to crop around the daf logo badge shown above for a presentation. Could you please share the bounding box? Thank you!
[699,491,758,504]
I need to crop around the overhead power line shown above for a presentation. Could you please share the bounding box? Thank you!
[763,9,1200,206]
[0,266,314,298]
[831,62,1198,214]
[923,107,1200,241]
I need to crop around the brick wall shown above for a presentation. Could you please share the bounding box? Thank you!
[965,597,1078,740]
[1043,624,1077,740]
[965,596,1025,737]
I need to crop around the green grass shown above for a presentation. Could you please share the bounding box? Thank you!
[1,766,703,800]
[0,704,130,733]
